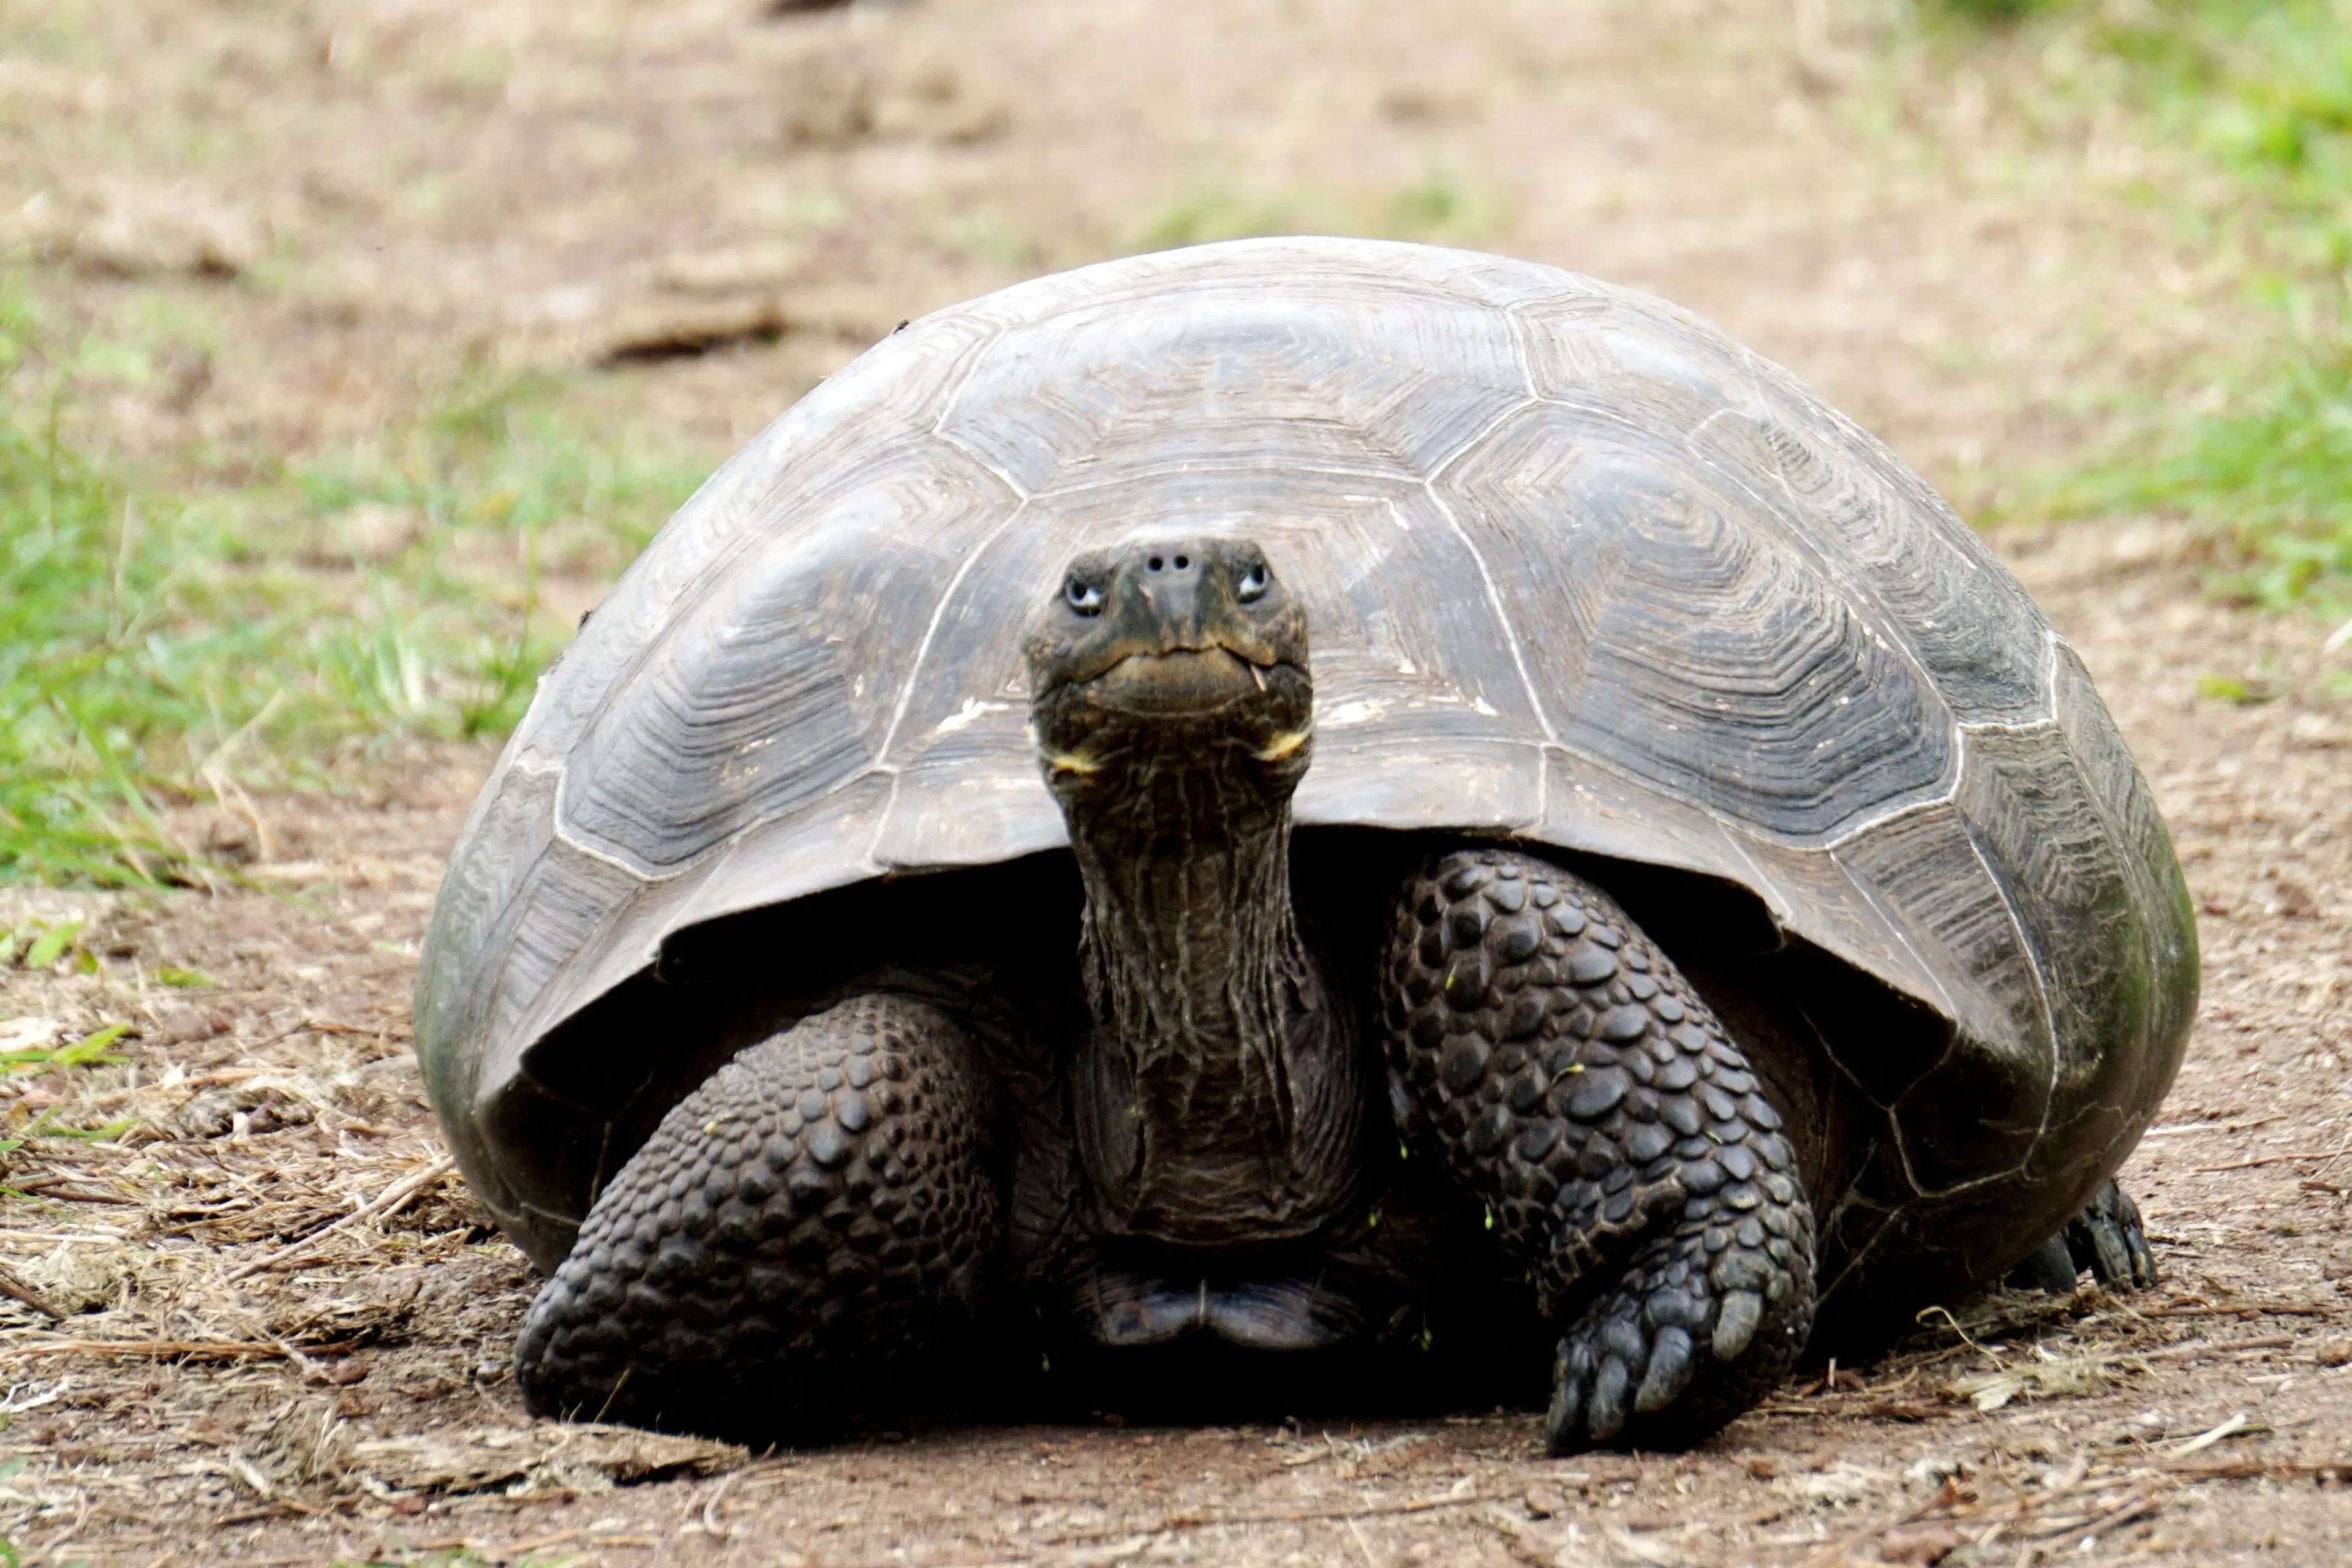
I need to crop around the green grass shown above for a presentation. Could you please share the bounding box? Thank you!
[0,916,88,970]
[0,287,712,888]
[0,1017,140,1189]
[1940,2,2352,616]
[1139,171,1502,253]
[1139,187,1323,251]
[282,375,712,734]
[1,1022,131,1078]
[1383,169,1501,241]
[947,209,1042,271]
[2051,345,2352,613]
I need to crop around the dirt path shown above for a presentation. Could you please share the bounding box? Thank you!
[9,0,2204,483]
[2,2,2346,1565]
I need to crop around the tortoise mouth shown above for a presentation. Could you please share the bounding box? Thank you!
[1084,647,1288,716]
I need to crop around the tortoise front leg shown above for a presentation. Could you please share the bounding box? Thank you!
[514,994,1001,1439]
[1382,849,1816,1453]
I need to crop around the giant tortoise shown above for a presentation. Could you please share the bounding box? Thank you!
[414,238,2196,1452]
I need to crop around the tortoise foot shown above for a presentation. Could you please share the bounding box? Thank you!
[1544,1206,1815,1453]
[1384,848,1817,1453]
[2064,1177,2157,1291]
[2006,1233,2085,1294]
[2008,1178,2155,1294]
[513,994,1000,1439]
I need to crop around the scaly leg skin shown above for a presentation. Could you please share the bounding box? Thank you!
[2006,1233,2084,1295]
[513,993,1000,1440]
[1384,848,1817,1453]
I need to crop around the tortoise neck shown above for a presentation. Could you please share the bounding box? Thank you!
[1064,752,1363,1246]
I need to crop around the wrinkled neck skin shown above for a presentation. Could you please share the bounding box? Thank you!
[1058,723,1364,1250]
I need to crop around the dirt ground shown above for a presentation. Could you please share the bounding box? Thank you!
[2,2,2348,1565]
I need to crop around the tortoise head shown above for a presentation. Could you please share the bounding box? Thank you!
[1024,537,1313,808]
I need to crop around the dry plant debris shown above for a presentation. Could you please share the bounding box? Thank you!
[1,1,2349,1564]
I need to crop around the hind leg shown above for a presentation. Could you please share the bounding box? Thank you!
[1384,848,1816,1453]
[2010,1176,2155,1292]
[513,993,1000,1439]
[2064,1178,2156,1288]
[2008,1178,2157,1294]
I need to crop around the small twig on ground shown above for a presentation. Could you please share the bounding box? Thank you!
[248,1014,348,1052]
[2136,1334,2294,1362]
[2021,1482,2171,1541]
[405,1534,660,1557]
[1,1337,290,1363]
[10,1175,140,1205]
[1795,1488,1954,1568]
[222,1154,455,1281]
[2162,1457,2352,1481]
[699,1469,739,1541]
[2194,1146,2352,1173]
[2143,1300,2332,1319]
[2171,1412,2250,1456]
[214,1494,342,1529]
[1036,1489,1515,1547]
[0,1261,64,1319]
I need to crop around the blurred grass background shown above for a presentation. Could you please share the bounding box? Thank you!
[1942,1,2352,613]
[4,0,2350,890]
[1,292,708,885]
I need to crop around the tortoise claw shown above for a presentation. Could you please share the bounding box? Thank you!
[2008,1178,2156,1295]
[1540,1220,1814,1455]
[2062,1177,2157,1291]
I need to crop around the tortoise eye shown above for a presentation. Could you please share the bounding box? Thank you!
[1235,562,1269,603]
[1065,576,1105,616]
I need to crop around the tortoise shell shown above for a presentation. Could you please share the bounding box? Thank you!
[415,238,2196,1322]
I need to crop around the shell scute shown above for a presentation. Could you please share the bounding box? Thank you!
[415,761,563,1126]
[939,277,1532,494]
[1748,388,2049,725]
[510,304,1008,779]
[1437,404,1954,839]
[552,435,1018,876]
[1956,724,2163,1123]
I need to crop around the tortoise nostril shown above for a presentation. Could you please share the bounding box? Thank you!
[1148,556,1164,571]
[1173,554,1189,570]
